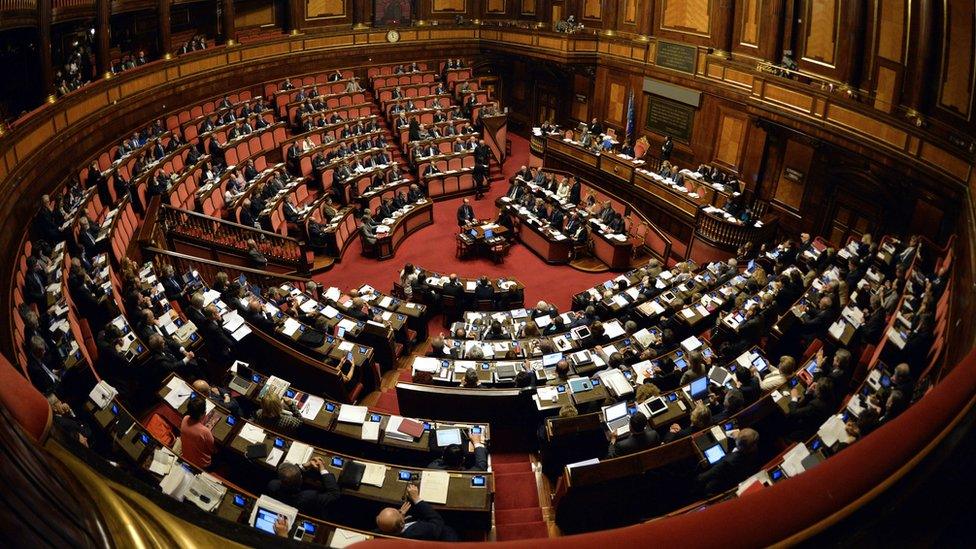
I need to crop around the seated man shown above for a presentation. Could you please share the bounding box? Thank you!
[266,457,340,519]
[607,412,660,457]
[376,484,457,541]
[696,428,760,495]
[428,432,488,471]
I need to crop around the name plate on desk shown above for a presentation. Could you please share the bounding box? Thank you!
[654,41,698,74]
[548,139,599,167]
[645,95,695,142]
[600,155,634,183]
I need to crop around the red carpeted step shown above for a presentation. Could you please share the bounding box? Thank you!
[490,452,532,464]
[492,472,539,510]
[397,368,413,382]
[494,507,543,525]
[373,390,400,414]
[495,522,550,540]
[492,461,532,474]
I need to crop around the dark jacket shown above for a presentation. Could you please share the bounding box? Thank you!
[266,470,340,519]
[607,429,660,458]
[400,500,457,541]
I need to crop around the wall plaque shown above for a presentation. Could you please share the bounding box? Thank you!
[655,40,698,74]
[645,95,695,142]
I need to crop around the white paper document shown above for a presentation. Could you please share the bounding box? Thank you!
[419,470,450,505]
[361,421,381,441]
[361,463,387,488]
[337,405,368,424]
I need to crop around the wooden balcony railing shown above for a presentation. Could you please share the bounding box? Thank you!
[157,204,310,275]
[692,205,778,253]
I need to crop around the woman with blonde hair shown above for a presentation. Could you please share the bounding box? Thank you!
[254,393,302,434]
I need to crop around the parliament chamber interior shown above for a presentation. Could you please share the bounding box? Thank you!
[1,0,975,547]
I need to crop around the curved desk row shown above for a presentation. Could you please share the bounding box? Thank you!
[375,200,434,260]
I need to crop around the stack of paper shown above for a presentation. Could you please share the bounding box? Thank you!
[186,472,227,512]
[163,377,193,409]
[419,470,450,504]
[281,318,302,337]
[284,441,314,466]
[818,414,852,447]
[149,447,177,475]
[361,463,387,488]
[159,465,194,501]
[89,380,118,409]
[238,423,267,445]
[300,396,325,420]
[361,421,381,441]
[330,528,372,548]
[780,443,811,477]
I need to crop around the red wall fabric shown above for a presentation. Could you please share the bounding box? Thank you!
[0,354,51,441]
[358,348,976,548]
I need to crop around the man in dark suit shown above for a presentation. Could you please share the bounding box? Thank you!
[457,198,475,227]
[588,118,603,136]
[568,176,582,205]
[266,457,340,519]
[442,274,464,302]
[474,276,494,302]
[549,205,565,231]
[376,484,457,541]
[696,428,759,495]
[607,412,660,457]
[786,378,835,440]
[246,239,268,268]
[27,336,60,397]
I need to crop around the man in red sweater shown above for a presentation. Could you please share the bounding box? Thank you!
[180,397,215,469]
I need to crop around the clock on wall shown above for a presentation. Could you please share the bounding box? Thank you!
[386,29,401,43]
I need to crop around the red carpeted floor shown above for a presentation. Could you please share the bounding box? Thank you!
[490,454,550,540]
[332,134,582,540]
[313,134,612,312]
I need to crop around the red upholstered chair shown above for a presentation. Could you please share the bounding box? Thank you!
[462,155,475,169]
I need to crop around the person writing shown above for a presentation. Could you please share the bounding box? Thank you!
[375,484,457,540]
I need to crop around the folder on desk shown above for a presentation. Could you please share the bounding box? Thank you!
[337,405,368,424]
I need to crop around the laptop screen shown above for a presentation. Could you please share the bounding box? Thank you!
[704,444,726,465]
[485,229,493,238]
[689,376,708,400]
[604,402,627,423]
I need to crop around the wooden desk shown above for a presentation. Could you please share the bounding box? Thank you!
[375,200,434,260]
[590,227,634,270]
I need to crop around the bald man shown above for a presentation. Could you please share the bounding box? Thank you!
[376,484,456,540]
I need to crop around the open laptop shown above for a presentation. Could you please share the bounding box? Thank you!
[603,401,630,433]
[686,376,709,401]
